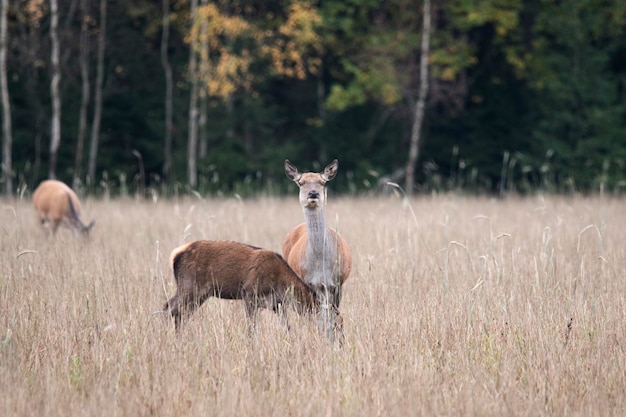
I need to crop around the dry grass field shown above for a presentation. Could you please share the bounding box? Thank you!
[1,193,625,416]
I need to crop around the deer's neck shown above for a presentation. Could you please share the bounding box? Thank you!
[302,207,338,287]
[303,207,330,249]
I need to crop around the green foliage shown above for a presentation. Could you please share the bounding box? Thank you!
[326,57,402,111]
[321,0,417,110]
[3,0,626,196]
[522,0,626,190]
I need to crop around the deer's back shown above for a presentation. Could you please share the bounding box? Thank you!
[171,241,254,296]
[33,180,82,220]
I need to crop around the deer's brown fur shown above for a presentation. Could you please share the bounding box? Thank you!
[163,240,320,331]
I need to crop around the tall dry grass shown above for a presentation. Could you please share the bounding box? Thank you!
[1,193,625,416]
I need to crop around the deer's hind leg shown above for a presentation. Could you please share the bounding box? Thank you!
[164,294,184,330]
[165,288,210,331]
[243,295,261,337]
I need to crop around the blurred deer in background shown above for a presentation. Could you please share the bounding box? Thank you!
[33,180,95,237]
[283,159,352,342]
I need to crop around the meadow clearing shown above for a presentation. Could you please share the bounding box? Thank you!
[0,192,625,416]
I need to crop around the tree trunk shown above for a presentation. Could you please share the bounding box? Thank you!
[0,0,11,196]
[198,93,208,159]
[197,0,209,161]
[49,0,61,180]
[187,0,199,188]
[405,0,431,195]
[74,0,90,187]
[87,0,106,186]
[161,0,173,182]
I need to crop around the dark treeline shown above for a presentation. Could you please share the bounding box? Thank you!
[1,0,625,197]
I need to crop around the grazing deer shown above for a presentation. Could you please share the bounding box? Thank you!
[283,159,352,341]
[33,179,95,237]
[163,240,322,332]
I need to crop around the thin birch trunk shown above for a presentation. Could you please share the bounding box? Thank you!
[161,0,173,182]
[405,0,431,195]
[49,0,61,179]
[197,0,208,160]
[187,0,199,188]
[0,0,12,196]
[198,93,208,159]
[74,0,90,187]
[87,0,106,185]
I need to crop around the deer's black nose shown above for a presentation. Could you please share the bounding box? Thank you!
[308,190,320,199]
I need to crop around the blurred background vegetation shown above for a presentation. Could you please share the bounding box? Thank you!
[1,0,625,197]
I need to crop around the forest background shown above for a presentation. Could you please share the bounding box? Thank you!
[0,0,625,198]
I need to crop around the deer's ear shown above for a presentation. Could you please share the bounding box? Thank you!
[322,159,338,182]
[285,159,301,182]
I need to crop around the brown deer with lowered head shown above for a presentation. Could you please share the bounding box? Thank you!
[283,159,352,341]
[163,240,323,332]
[33,180,95,237]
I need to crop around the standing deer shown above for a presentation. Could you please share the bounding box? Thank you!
[163,240,322,332]
[283,159,352,342]
[33,179,95,237]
